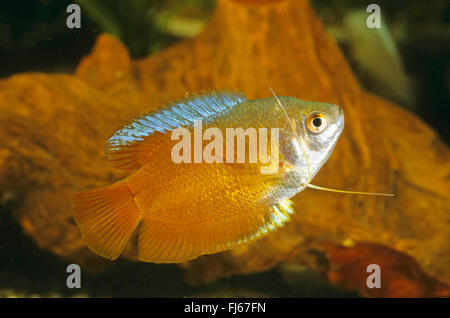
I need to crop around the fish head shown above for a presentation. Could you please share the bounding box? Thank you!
[277,97,344,188]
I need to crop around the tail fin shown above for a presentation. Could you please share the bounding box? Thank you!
[72,181,142,260]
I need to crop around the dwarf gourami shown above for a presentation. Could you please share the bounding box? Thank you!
[73,90,393,263]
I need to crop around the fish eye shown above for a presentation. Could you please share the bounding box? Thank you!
[305,112,327,134]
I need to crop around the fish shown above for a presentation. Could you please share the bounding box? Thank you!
[72,90,389,263]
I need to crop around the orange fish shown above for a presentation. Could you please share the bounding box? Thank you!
[73,91,346,263]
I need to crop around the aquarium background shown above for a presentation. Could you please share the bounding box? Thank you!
[0,0,448,297]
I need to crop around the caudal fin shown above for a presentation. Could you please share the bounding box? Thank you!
[72,181,142,260]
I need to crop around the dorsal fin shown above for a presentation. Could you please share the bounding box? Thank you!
[105,91,247,170]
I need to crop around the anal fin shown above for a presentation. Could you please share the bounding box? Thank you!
[136,198,295,263]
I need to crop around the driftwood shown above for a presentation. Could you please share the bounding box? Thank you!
[0,0,448,296]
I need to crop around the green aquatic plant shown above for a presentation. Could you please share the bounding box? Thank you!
[75,0,215,57]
